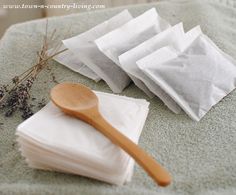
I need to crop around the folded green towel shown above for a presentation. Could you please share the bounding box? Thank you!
[0,0,236,194]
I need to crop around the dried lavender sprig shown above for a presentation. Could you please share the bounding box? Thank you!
[0,48,68,105]
[4,78,34,118]
[0,47,67,119]
[0,20,71,120]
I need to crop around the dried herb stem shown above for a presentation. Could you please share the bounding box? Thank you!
[0,20,68,119]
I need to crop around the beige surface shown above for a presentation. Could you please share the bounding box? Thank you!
[0,0,43,38]
[44,0,158,16]
[0,0,158,38]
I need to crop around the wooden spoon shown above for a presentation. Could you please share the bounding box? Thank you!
[50,82,171,186]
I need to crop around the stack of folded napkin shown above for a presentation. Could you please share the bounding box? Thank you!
[54,7,236,121]
[16,92,149,185]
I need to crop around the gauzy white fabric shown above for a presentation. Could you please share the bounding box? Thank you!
[137,26,236,121]
[50,44,101,82]
[16,91,150,185]
[63,10,132,93]
[95,8,170,66]
[118,23,185,113]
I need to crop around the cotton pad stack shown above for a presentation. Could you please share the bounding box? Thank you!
[16,92,149,185]
[54,7,236,121]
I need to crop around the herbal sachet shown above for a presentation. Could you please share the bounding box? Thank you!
[63,10,132,93]
[137,26,236,121]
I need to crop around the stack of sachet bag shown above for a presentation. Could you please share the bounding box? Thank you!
[16,8,236,185]
[55,8,236,121]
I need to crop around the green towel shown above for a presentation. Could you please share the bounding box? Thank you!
[0,0,236,194]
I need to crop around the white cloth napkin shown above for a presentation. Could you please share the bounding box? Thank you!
[16,91,149,185]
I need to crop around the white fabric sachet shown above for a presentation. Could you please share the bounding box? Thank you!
[95,8,170,66]
[50,44,101,82]
[118,23,185,113]
[16,91,150,185]
[137,26,236,121]
[63,10,133,93]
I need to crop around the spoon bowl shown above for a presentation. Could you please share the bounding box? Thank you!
[51,83,98,112]
[50,82,171,186]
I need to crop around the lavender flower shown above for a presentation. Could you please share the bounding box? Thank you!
[0,22,67,120]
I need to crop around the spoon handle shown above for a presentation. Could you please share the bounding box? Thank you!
[88,112,171,186]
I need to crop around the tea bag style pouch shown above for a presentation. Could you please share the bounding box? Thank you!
[138,26,236,121]
[63,10,133,93]
[95,8,170,98]
[95,8,170,66]
[119,23,185,113]
[50,44,101,82]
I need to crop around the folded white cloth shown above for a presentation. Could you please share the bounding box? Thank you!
[16,91,149,185]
